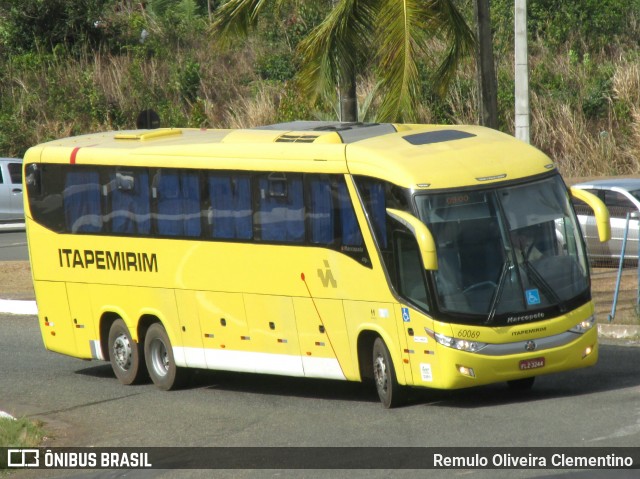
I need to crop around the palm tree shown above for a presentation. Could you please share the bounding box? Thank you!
[212,0,475,123]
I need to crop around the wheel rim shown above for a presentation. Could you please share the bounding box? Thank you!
[112,334,132,371]
[149,337,169,378]
[374,353,388,396]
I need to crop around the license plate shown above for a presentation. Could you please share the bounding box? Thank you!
[519,357,545,370]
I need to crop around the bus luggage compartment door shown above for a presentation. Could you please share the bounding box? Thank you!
[34,281,77,357]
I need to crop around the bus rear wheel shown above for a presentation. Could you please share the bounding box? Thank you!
[108,319,145,385]
[372,338,406,408]
[144,323,186,390]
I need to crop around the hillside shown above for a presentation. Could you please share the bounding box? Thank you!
[1,0,639,178]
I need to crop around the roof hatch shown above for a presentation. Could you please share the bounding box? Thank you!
[403,129,475,145]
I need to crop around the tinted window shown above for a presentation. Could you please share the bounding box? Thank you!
[355,177,411,248]
[603,190,635,219]
[109,168,151,235]
[629,189,640,203]
[26,164,370,265]
[64,170,103,233]
[255,173,304,242]
[208,174,252,239]
[308,175,365,249]
[308,176,334,244]
[8,163,22,184]
[355,177,419,299]
[152,169,201,237]
[336,181,363,247]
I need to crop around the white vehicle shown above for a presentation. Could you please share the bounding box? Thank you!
[0,158,24,223]
[572,179,640,263]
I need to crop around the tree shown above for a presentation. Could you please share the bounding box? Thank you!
[0,0,111,56]
[212,0,475,122]
[474,0,498,129]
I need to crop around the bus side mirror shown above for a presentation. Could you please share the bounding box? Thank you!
[386,208,438,270]
[570,187,611,242]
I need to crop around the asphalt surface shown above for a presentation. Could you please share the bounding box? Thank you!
[1,314,639,479]
[0,227,28,261]
[2,227,639,479]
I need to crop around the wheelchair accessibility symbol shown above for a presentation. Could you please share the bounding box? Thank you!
[401,307,411,322]
[525,289,541,305]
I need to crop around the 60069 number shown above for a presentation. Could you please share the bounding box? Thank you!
[456,329,480,339]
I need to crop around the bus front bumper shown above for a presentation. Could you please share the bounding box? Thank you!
[417,326,598,390]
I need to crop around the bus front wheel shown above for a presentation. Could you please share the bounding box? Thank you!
[372,338,406,408]
[108,319,146,385]
[144,323,186,390]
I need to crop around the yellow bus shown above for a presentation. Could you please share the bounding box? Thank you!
[23,121,610,408]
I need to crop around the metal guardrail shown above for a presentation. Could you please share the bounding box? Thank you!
[589,210,640,325]
[608,212,633,322]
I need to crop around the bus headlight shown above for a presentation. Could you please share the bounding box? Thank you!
[425,329,487,353]
[569,315,596,334]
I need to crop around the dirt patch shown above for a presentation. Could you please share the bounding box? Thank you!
[0,260,35,300]
[591,267,639,324]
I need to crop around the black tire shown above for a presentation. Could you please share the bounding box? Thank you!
[108,318,146,385]
[507,377,535,390]
[372,337,406,408]
[144,323,186,391]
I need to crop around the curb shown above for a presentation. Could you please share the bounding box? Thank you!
[0,411,16,420]
[1,299,638,340]
[0,222,25,231]
[597,323,640,340]
[0,299,37,315]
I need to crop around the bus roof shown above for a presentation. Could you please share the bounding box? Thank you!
[27,122,555,190]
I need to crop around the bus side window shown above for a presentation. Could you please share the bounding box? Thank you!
[359,181,387,247]
[255,173,304,242]
[308,176,334,244]
[354,177,411,250]
[336,181,363,246]
[153,169,201,237]
[64,169,103,233]
[393,230,430,311]
[26,164,64,232]
[307,174,370,265]
[208,174,252,240]
[109,168,151,235]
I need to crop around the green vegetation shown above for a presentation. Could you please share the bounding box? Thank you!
[212,0,474,122]
[1,0,640,177]
[0,416,47,472]
[0,416,46,447]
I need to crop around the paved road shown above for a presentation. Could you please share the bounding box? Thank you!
[0,228,28,261]
[1,314,639,479]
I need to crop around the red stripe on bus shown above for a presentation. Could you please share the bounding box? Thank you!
[70,147,80,164]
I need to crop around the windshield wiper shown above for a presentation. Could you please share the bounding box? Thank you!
[485,259,511,325]
[522,259,564,310]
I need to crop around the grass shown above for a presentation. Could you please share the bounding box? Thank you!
[0,416,46,447]
[0,416,47,473]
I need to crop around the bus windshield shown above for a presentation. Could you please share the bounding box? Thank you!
[415,175,590,325]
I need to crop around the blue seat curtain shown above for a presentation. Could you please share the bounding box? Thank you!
[182,173,201,237]
[308,177,333,244]
[208,175,252,239]
[336,182,363,246]
[110,170,151,234]
[64,170,102,233]
[363,181,387,248]
[155,170,201,237]
[257,175,304,242]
